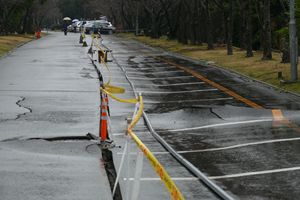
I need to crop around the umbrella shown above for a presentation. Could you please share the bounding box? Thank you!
[72,19,79,23]
[63,17,71,21]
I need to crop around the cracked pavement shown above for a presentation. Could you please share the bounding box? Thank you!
[0,32,112,200]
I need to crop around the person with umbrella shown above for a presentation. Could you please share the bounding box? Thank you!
[63,17,71,35]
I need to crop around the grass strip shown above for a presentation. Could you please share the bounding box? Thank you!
[0,34,35,57]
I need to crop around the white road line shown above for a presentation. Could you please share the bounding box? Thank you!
[125,70,185,75]
[144,97,234,104]
[108,81,205,87]
[135,82,205,87]
[126,75,195,80]
[122,66,176,70]
[123,177,198,181]
[138,89,218,94]
[163,119,273,132]
[107,75,194,80]
[122,137,300,155]
[123,167,300,181]
[123,67,176,71]
[177,137,300,154]
[209,166,300,180]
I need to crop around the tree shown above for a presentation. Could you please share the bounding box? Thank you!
[245,0,254,57]
[205,0,214,50]
[226,0,234,55]
[262,0,272,60]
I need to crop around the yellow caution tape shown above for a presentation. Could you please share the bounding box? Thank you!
[101,88,138,104]
[128,95,144,130]
[126,95,185,200]
[91,36,126,95]
[104,84,125,94]
[101,86,185,199]
[128,130,185,200]
[95,35,184,198]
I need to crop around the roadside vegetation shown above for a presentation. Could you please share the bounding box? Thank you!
[0,34,34,57]
[120,33,300,94]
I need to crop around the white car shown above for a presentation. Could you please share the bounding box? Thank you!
[68,21,82,32]
[84,20,116,34]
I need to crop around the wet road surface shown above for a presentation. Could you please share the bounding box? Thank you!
[98,35,300,199]
[0,32,112,200]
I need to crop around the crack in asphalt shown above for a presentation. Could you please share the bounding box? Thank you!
[81,73,97,79]
[209,108,225,120]
[15,96,32,120]
[0,96,33,123]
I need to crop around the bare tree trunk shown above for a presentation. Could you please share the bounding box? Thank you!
[226,0,233,55]
[262,0,272,60]
[238,0,247,50]
[120,0,132,30]
[176,0,187,44]
[206,0,214,50]
[150,8,160,38]
[159,0,175,39]
[245,0,253,57]
[194,0,201,44]
[190,0,196,45]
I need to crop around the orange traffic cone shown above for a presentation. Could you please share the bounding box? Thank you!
[35,31,41,39]
[100,94,109,141]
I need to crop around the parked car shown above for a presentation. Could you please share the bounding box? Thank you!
[68,21,86,32]
[74,21,81,32]
[78,21,88,31]
[83,21,94,33]
[84,20,116,35]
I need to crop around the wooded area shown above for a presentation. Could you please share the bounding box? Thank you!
[0,0,299,60]
[108,0,296,60]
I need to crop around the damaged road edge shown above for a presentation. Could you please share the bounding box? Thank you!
[89,53,123,200]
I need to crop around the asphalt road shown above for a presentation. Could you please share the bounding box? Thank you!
[0,32,112,200]
[98,35,300,200]
[1,31,299,200]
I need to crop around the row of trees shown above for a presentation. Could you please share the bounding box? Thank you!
[104,0,298,60]
[0,0,111,35]
[0,0,62,34]
[0,0,298,61]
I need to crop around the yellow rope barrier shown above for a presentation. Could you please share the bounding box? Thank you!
[127,129,185,200]
[101,89,185,200]
[94,33,185,199]
[101,88,138,104]
[93,40,126,94]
